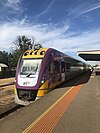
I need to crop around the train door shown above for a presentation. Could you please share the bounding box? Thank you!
[48,61,60,88]
[61,62,65,82]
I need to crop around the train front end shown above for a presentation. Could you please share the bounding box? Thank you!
[14,47,48,105]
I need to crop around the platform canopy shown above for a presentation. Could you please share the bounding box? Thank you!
[77,50,100,61]
[0,63,8,67]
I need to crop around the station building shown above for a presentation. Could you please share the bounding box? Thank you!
[0,63,8,72]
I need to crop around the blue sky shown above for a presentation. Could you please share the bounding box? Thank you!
[0,0,100,63]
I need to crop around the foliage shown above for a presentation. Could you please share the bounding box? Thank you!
[0,35,34,70]
[0,51,9,65]
[13,35,33,52]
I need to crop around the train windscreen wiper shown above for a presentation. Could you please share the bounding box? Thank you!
[26,73,35,77]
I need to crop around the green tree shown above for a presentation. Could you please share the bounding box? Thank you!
[11,35,34,68]
[13,35,33,52]
[0,51,9,65]
[8,53,14,70]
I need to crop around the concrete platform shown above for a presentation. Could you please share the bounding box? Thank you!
[0,77,15,87]
[0,72,100,133]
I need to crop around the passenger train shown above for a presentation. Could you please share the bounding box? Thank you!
[14,45,91,105]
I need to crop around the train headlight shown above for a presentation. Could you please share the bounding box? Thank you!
[41,73,45,84]
[41,80,44,84]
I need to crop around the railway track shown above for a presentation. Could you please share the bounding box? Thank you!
[0,82,14,88]
[0,103,23,119]
[0,77,15,85]
[0,78,16,119]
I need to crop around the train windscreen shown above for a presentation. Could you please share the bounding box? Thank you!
[19,58,42,77]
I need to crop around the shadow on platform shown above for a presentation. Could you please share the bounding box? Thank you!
[57,71,92,89]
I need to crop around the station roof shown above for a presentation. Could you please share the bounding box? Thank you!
[77,50,100,61]
[0,63,8,67]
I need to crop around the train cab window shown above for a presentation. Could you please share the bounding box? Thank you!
[19,58,42,77]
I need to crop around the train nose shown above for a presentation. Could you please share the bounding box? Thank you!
[17,89,38,101]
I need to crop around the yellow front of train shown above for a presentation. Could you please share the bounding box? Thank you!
[14,47,48,105]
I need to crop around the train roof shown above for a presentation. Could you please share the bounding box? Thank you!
[22,47,88,65]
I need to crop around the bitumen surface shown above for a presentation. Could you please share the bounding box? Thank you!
[0,72,100,133]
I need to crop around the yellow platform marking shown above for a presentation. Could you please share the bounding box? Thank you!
[23,77,84,133]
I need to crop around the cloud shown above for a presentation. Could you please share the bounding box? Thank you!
[36,0,55,19]
[4,0,22,11]
[0,19,69,51]
[67,2,100,18]
[57,30,100,52]
[78,3,100,16]
[0,19,100,57]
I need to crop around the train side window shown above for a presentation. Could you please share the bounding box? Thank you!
[61,62,65,73]
[49,61,60,75]
[49,62,55,75]
[54,61,60,74]
[66,63,70,72]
